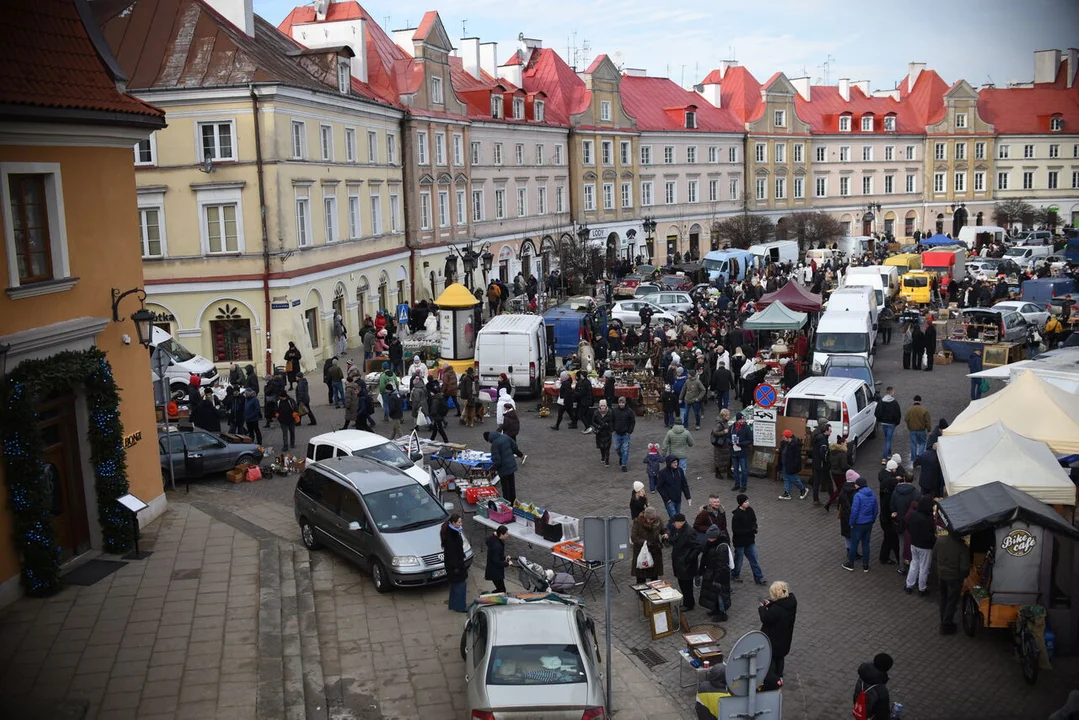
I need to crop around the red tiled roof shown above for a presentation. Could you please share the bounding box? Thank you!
[277,1,364,30]
[413,11,437,42]
[502,53,524,67]
[979,83,1079,134]
[0,0,163,122]
[521,47,589,124]
[897,68,949,128]
[620,75,742,132]
[704,65,764,125]
[795,85,917,134]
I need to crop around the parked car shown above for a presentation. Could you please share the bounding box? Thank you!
[657,274,694,291]
[652,291,694,315]
[564,296,599,312]
[305,430,436,496]
[613,275,643,297]
[1013,230,1054,246]
[991,301,1049,329]
[461,596,606,720]
[294,456,468,592]
[159,429,264,483]
[633,283,661,298]
[609,300,677,327]
[779,376,878,464]
[957,308,1032,344]
[821,355,878,396]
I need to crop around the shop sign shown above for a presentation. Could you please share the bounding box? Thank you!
[123,431,143,449]
[150,311,175,322]
[1001,528,1037,557]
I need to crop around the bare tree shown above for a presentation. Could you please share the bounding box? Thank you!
[992,199,1034,229]
[556,234,603,293]
[785,211,845,253]
[711,203,774,249]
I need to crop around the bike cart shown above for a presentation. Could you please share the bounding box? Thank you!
[937,481,1079,685]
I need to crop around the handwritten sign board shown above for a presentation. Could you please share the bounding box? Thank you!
[750,407,777,448]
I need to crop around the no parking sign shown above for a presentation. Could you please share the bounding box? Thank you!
[754,383,777,408]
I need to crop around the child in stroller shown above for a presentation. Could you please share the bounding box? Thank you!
[516,556,576,593]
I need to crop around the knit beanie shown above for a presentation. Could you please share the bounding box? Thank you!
[736,493,748,506]
[706,525,722,539]
[886,460,899,472]
[891,453,902,465]
[873,653,894,672]
[632,481,645,492]
[845,469,860,484]
[855,477,868,488]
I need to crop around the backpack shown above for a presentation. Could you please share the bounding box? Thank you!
[852,681,878,720]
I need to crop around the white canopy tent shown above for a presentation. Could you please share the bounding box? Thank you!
[968,347,1079,394]
[944,370,1079,455]
[938,422,1076,505]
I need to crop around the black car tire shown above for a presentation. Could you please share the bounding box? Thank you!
[459,627,468,661]
[235,453,256,467]
[370,560,393,594]
[300,519,322,550]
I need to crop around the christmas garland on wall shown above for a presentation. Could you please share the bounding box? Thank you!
[1,348,135,596]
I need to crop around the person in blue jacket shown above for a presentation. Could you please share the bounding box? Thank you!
[843,476,878,573]
[656,455,692,534]
[967,347,984,400]
[729,412,754,492]
[242,388,262,444]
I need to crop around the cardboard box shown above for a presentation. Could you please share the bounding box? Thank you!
[935,350,953,365]
[227,466,250,484]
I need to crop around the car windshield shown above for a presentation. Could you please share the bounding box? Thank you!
[815,333,869,353]
[1004,248,1027,258]
[635,286,659,295]
[158,336,196,362]
[825,365,872,386]
[353,442,414,471]
[904,276,928,288]
[486,644,587,686]
[361,485,445,532]
[785,398,842,422]
[702,258,727,271]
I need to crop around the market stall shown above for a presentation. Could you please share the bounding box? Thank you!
[743,301,809,376]
[756,282,823,313]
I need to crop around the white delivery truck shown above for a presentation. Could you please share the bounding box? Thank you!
[474,314,548,397]
[841,267,888,311]
[827,285,879,331]
[811,308,875,374]
[750,240,799,267]
[150,327,219,392]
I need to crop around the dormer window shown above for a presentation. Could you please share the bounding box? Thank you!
[513,97,525,120]
[337,59,350,94]
[491,95,502,119]
[431,76,443,105]
[774,110,786,128]
[685,111,697,129]
[600,101,611,121]
[955,112,968,129]
[861,115,873,132]
[883,115,896,132]
[839,115,851,132]
[535,100,545,122]
[1050,116,1064,132]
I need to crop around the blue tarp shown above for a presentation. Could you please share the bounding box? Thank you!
[921,234,962,247]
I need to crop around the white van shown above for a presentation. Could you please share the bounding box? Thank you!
[837,236,874,260]
[305,430,437,497]
[828,285,879,331]
[957,225,1010,250]
[150,327,218,392]
[805,248,839,265]
[811,309,875,374]
[862,264,900,299]
[781,376,878,463]
[750,240,799,266]
[1002,245,1052,270]
[840,269,887,312]
[474,314,548,397]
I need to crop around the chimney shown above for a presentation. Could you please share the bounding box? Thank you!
[480,42,498,79]
[1065,48,1078,88]
[314,0,328,21]
[288,10,368,83]
[1034,49,1062,84]
[838,78,850,102]
[518,36,542,66]
[393,28,416,56]
[907,62,926,92]
[873,89,900,100]
[625,68,647,77]
[718,60,738,79]
[500,57,523,87]
[205,0,254,37]
[853,80,870,96]
[460,37,481,79]
[790,76,811,101]
[695,82,721,108]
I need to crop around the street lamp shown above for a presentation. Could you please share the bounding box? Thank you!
[449,239,491,290]
[865,202,882,234]
[642,216,657,262]
[129,307,155,347]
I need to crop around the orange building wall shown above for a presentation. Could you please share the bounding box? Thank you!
[0,144,163,586]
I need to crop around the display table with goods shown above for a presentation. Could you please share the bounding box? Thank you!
[633,580,683,640]
[678,630,726,688]
[473,502,580,551]
[550,541,620,600]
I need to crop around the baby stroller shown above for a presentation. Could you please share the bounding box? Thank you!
[517,556,578,594]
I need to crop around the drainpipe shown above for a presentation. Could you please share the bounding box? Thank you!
[251,84,273,376]
[401,117,416,304]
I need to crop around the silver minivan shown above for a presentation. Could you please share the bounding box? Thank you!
[294,456,471,592]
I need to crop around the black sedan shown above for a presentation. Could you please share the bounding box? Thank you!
[159,429,264,483]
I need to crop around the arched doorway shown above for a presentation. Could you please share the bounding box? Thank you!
[883,212,896,238]
[862,213,874,236]
[377,270,390,313]
[605,232,618,271]
[904,210,917,238]
[355,276,370,330]
[935,213,944,235]
[976,211,984,226]
[540,236,556,279]
[688,223,702,258]
[332,282,347,334]
[840,213,853,236]
[498,246,513,283]
[519,239,537,279]
[775,218,789,241]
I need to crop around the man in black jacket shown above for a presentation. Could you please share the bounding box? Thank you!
[711,362,734,411]
[669,514,699,611]
[730,494,766,585]
[852,654,893,720]
[575,375,595,434]
[550,371,577,430]
[778,430,808,500]
[810,422,832,507]
[877,460,902,565]
[611,396,637,472]
[874,386,902,464]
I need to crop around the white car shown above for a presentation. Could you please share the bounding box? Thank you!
[305,430,436,496]
[609,300,678,327]
[780,376,878,464]
[652,291,694,315]
[991,301,1049,328]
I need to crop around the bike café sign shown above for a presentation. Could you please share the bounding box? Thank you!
[1001,528,1037,557]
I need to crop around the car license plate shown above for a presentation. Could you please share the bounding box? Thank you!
[432,569,446,578]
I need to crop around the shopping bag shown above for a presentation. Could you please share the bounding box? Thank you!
[636,543,654,570]
[245,465,262,482]
[447,396,456,409]
[556,397,565,406]
[297,402,309,417]
[979,379,990,394]
[416,409,430,428]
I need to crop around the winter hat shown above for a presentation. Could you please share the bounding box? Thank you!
[382,362,390,370]
[845,469,860,484]
[782,429,793,438]
[873,653,894,672]
[706,525,723,540]
[674,416,684,425]
[736,493,748,506]
[855,477,868,488]
[670,513,686,523]
[648,443,659,452]
[891,453,902,465]
[886,460,899,472]
[545,569,555,581]
[632,481,645,492]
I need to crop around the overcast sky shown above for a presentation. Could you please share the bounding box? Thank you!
[258,0,1079,90]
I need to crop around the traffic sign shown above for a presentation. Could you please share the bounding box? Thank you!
[754,383,777,408]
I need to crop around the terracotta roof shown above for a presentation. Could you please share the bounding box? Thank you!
[795,85,917,134]
[702,65,764,125]
[979,83,1079,134]
[413,11,437,41]
[896,68,949,128]
[620,75,742,132]
[584,55,607,75]
[502,53,524,67]
[521,47,589,124]
[0,0,164,123]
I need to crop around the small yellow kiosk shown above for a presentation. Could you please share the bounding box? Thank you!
[435,283,480,374]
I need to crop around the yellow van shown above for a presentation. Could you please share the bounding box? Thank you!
[884,253,923,276]
[899,271,933,305]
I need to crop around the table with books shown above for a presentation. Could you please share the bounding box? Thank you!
[633,580,683,640]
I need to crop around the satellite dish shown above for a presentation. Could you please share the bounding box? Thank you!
[724,630,772,697]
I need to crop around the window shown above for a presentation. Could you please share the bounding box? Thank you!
[1048,171,1059,190]
[138,206,163,257]
[205,203,239,253]
[491,95,502,118]
[471,190,484,222]
[495,189,507,218]
[419,191,432,230]
[755,177,767,200]
[621,182,632,208]
[998,145,1010,159]
[708,179,718,202]
[687,146,697,164]
[517,187,528,217]
[583,184,595,211]
[774,110,786,127]
[417,131,428,165]
[1051,117,1064,131]
[494,143,503,165]
[905,145,916,161]
[975,142,986,160]
[839,115,851,132]
[516,143,525,165]
[883,116,896,132]
[1048,144,1059,159]
[431,75,443,104]
[774,177,785,200]
[323,192,338,242]
[665,181,676,205]
[641,181,654,207]
[640,146,652,165]
[392,193,403,232]
[387,134,396,164]
[974,171,985,192]
[884,175,894,194]
[729,177,740,200]
[471,142,481,165]
[793,143,804,163]
[602,183,613,210]
[839,176,850,196]
[955,112,967,129]
[338,59,350,94]
[555,185,565,213]
[934,143,946,161]
[537,144,545,165]
[369,194,381,235]
[438,191,450,227]
[538,186,548,214]
[1022,171,1034,190]
[688,180,699,203]
[291,121,306,159]
[345,128,357,163]
[134,137,155,166]
[954,172,966,193]
[453,134,463,166]
[884,145,894,161]
[305,308,319,349]
[199,121,235,161]
[997,172,1009,190]
[664,146,675,164]
[906,174,916,193]
[815,146,826,162]
[600,101,611,121]
[728,146,738,164]
[755,143,766,163]
[535,100,545,122]
[955,142,966,161]
[601,141,612,165]
[839,146,850,162]
[708,146,719,163]
[313,126,330,164]
[685,111,696,129]
[1073,171,1079,188]
[435,133,446,166]
[861,116,873,132]
[368,131,378,163]
[934,172,945,193]
[793,176,804,199]
[582,140,594,166]
[862,146,872,162]
[861,176,872,195]
[347,188,361,238]
[1024,144,1035,159]
[815,177,827,197]
[775,144,786,163]
[554,144,564,165]
[210,318,252,363]
[619,141,630,165]
[512,97,525,120]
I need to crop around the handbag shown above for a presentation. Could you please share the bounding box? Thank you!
[292,412,301,424]
[297,403,309,417]
[556,397,565,406]
[636,543,654,570]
